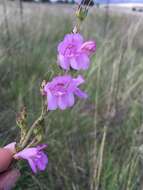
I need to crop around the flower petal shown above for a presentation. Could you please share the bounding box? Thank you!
[15,148,38,160]
[80,41,96,55]
[58,54,70,70]
[75,88,88,99]
[70,58,79,70]
[64,33,83,45]
[58,95,68,110]
[76,54,90,70]
[58,94,75,110]
[73,75,85,86]
[28,159,37,173]
[67,93,75,107]
[37,144,47,151]
[37,152,48,171]
[47,90,58,111]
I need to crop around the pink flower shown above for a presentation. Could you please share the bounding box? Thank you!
[57,33,96,70]
[14,145,48,173]
[44,75,87,110]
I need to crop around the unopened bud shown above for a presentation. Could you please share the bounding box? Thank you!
[76,7,88,22]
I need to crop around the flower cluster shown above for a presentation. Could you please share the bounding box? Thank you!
[44,33,96,111]
[5,6,96,176]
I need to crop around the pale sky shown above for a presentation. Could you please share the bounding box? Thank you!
[95,0,143,3]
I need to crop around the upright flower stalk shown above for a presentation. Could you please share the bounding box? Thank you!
[6,2,96,174]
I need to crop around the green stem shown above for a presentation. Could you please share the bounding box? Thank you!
[20,97,47,150]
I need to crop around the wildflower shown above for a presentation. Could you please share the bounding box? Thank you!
[44,75,87,110]
[57,33,96,70]
[14,145,48,173]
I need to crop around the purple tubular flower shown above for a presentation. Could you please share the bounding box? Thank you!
[44,75,88,111]
[57,33,96,70]
[14,145,48,173]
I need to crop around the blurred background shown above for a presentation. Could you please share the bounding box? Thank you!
[0,0,143,189]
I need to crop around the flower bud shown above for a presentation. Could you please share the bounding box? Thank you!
[76,7,88,22]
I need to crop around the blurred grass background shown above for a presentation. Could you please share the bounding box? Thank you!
[0,1,143,190]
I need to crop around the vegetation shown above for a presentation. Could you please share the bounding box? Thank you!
[0,2,143,189]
